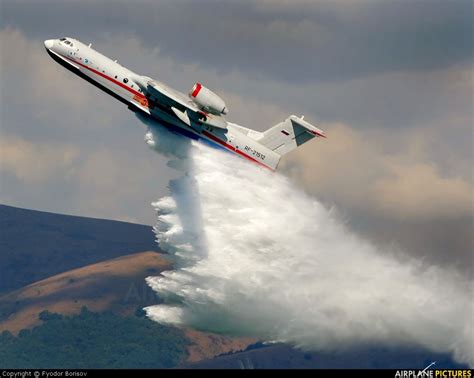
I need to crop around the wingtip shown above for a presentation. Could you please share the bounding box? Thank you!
[311,130,327,138]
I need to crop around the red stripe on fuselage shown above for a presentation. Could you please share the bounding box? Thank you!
[61,53,272,170]
[202,131,273,170]
[63,54,146,100]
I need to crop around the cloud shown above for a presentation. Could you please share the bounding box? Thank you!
[280,123,385,211]
[0,135,79,183]
[374,162,473,221]
[74,148,156,223]
[281,123,473,220]
[0,28,90,112]
[2,0,472,83]
[280,122,473,270]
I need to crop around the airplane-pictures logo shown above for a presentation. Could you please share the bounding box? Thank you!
[395,362,472,378]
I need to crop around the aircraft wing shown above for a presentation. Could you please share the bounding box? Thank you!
[141,78,228,130]
[148,80,199,112]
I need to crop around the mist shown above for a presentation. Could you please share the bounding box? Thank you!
[142,124,473,367]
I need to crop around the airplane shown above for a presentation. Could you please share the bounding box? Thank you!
[44,37,325,170]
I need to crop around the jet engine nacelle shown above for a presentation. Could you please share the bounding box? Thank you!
[189,83,228,115]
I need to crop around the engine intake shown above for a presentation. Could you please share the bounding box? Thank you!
[189,83,228,115]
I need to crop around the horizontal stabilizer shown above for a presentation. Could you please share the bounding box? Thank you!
[255,115,325,156]
[290,115,326,138]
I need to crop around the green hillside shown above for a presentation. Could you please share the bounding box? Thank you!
[0,307,188,368]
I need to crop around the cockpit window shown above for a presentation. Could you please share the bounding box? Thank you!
[60,38,73,47]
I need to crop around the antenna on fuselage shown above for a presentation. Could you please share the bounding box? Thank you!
[88,43,92,48]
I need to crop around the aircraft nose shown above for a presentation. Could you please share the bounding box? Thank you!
[44,39,54,49]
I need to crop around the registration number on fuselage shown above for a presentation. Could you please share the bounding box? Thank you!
[244,146,266,160]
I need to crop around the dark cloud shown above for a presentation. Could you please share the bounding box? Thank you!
[2,0,472,131]
[350,214,474,277]
[2,0,472,83]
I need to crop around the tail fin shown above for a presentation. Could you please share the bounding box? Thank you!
[256,115,326,156]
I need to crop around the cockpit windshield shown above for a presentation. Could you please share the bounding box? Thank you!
[60,38,73,47]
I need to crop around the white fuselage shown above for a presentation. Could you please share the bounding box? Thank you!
[44,37,280,170]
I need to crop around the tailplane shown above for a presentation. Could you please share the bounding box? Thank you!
[254,115,326,156]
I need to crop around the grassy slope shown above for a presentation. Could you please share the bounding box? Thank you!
[0,251,171,334]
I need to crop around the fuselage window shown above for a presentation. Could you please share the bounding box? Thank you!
[123,78,129,84]
[115,76,118,79]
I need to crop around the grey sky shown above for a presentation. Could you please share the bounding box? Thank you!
[0,0,472,271]
[2,0,472,82]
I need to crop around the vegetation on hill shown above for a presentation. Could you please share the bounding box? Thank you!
[0,307,188,368]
